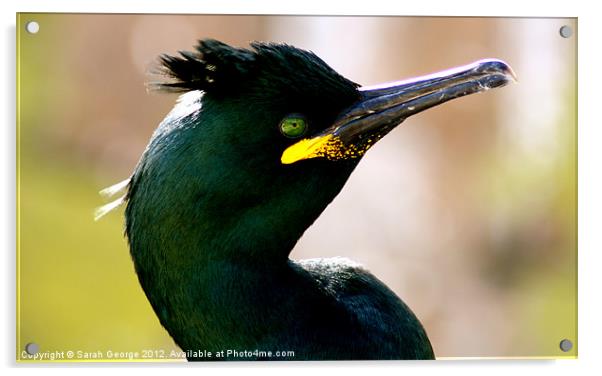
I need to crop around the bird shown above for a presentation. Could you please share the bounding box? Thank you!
[97,39,515,361]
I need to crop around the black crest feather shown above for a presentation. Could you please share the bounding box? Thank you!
[150,39,256,93]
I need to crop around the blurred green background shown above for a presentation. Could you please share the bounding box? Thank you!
[16,14,576,360]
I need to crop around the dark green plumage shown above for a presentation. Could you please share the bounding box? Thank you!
[119,39,514,361]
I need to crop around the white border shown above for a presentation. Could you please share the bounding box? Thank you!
[2,1,600,375]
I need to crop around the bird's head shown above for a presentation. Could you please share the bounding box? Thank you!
[123,39,515,259]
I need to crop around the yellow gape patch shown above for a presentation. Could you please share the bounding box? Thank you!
[281,134,379,164]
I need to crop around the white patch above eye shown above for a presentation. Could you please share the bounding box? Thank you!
[168,91,203,120]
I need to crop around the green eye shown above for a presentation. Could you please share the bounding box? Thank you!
[279,114,307,138]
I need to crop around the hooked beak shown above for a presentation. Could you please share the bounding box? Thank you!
[281,59,516,164]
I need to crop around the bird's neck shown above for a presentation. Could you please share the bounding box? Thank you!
[126,212,324,351]
[124,178,327,350]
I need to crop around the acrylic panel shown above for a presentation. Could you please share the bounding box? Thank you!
[16,13,577,361]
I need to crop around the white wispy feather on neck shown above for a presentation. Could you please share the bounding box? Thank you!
[94,178,130,221]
